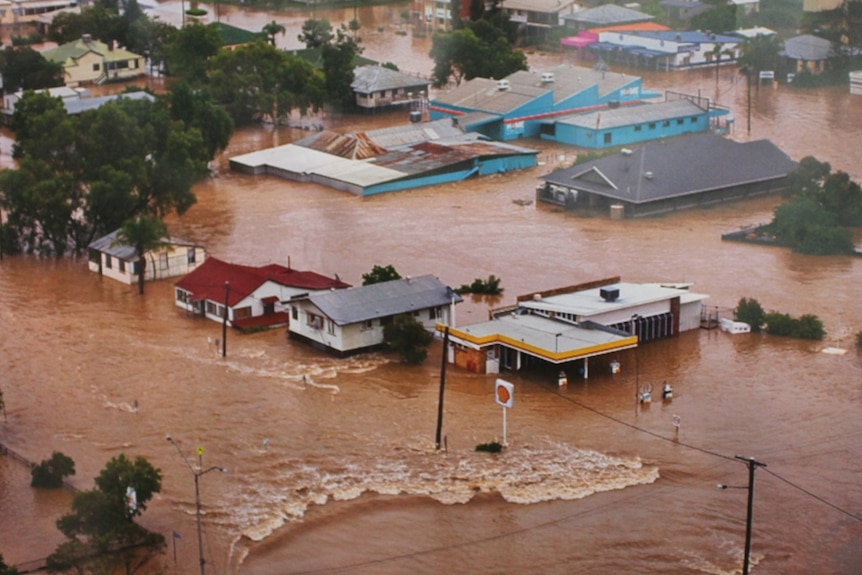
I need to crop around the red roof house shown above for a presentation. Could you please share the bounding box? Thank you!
[174,257,350,330]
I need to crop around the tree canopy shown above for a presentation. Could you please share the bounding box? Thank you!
[298,18,333,49]
[208,41,324,124]
[47,454,164,575]
[31,451,76,488]
[0,46,63,93]
[762,156,862,254]
[429,18,526,87]
[116,215,169,295]
[0,91,221,255]
[383,314,434,364]
[362,264,402,285]
[164,22,222,84]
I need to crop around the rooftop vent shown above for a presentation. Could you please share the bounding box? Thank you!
[533,293,542,301]
[644,171,654,180]
[600,287,619,302]
[621,148,633,156]
[541,72,555,83]
[497,79,511,91]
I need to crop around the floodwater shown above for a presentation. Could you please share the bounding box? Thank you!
[2,3,862,574]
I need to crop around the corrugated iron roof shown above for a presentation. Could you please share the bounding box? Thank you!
[88,229,198,261]
[296,131,388,159]
[308,275,461,326]
[556,99,706,129]
[351,65,431,94]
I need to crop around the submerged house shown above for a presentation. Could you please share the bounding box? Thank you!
[351,65,431,110]
[229,118,538,196]
[441,277,708,376]
[429,64,650,141]
[175,257,350,331]
[288,274,462,356]
[88,229,206,286]
[537,133,797,217]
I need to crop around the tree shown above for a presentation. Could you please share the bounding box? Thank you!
[738,33,782,79]
[115,215,169,295]
[31,452,76,488]
[321,26,363,108]
[429,24,526,87]
[0,554,20,575]
[383,313,434,364]
[209,41,324,125]
[262,20,285,46]
[0,46,64,93]
[48,454,164,575]
[167,82,233,159]
[1,92,213,255]
[691,2,737,33]
[734,297,765,331]
[362,264,402,285]
[164,22,222,84]
[298,18,333,49]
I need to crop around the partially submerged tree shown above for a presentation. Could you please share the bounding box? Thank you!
[734,297,765,331]
[164,22,222,84]
[429,20,526,87]
[0,46,64,93]
[298,18,333,49]
[383,313,434,364]
[31,451,76,488]
[262,20,285,46]
[362,264,402,286]
[47,454,164,575]
[209,41,324,124]
[115,215,169,295]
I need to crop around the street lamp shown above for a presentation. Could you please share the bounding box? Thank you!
[717,455,767,575]
[166,435,227,575]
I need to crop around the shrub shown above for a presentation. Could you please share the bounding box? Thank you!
[475,441,502,453]
[735,297,765,332]
[856,331,862,347]
[764,311,825,340]
[31,452,76,488]
[456,275,503,295]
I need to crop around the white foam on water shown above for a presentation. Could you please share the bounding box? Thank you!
[231,438,658,545]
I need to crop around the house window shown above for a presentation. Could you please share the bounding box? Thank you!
[663,120,670,127]
[634,125,642,132]
[429,307,441,320]
[327,320,335,335]
[360,320,374,331]
[649,122,656,130]
[604,133,612,144]
[306,312,323,329]
[118,260,126,273]
[93,63,100,72]
[88,249,99,263]
[234,306,252,319]
[690,117,698,123]
[159,252,168,270]
[676,118,684,125]
[132,261,140,275]
[206,301,216,315]
[187,248,196,264]
[291,306,298,321]
[104,255,112,269]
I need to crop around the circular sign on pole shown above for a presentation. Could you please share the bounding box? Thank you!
[495,379,514,409]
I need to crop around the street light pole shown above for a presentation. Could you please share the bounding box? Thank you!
[166,436,227,575]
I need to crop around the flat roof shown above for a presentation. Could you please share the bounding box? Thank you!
[446,313,637,362]
[555,99,706,129]
[519,282,708,318]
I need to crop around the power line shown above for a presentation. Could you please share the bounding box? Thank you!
[762,467,862,522]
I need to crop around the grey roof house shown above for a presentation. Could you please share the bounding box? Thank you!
[538,133,797,217]
[781,34,833,75]
[351,65,431,110]
[562,4,655,30]
[87,229,207,286]
[287,274,462,356]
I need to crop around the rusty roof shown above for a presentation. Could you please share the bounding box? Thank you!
[296,131,388,160]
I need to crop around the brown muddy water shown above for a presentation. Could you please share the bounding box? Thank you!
[2,4,862,574]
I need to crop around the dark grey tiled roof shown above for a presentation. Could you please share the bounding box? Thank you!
[541,134,797,204]
[309,274,461,325]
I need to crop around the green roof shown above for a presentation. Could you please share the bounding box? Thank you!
[288,47,376,69]
[213,22,267,46]
[42,36,142,64]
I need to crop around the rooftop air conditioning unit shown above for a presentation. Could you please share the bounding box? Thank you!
[621,148,633,156]
[541,72,555,83]
[644,171,654,180]
[497,80,510,91]
[600,287,619,302]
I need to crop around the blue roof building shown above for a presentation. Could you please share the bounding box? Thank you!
[591,30,742,70]
[429,64,649,141]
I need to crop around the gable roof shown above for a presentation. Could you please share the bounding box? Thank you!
[307,274,461,325]
[351,65,430,94]
[175,257,350,306]
[782,34,832,61]
[42,36,142,65]
[563,4,655,26]
[541,134,797,204]
[88,229,199,261]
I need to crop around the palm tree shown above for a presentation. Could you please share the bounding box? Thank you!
[115,215,169,296]
[263,20,286,46]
